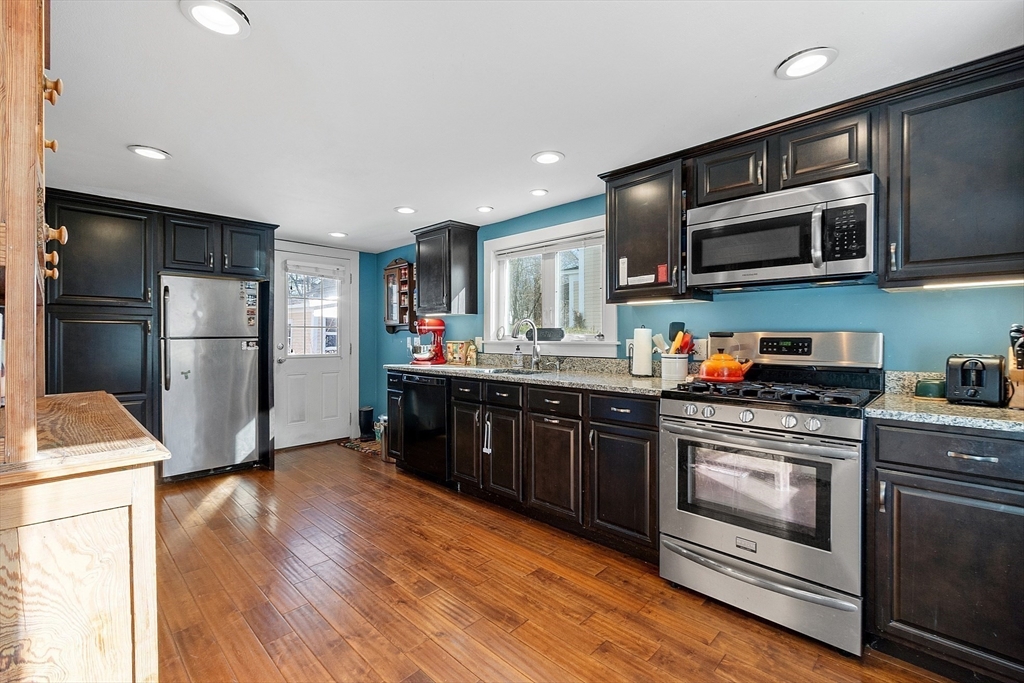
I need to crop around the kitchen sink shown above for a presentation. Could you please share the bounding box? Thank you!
[475,368,550,376]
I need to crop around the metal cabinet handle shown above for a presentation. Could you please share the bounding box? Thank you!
[878,480,887,513]
[782,154,789,181]
[543,398,561,405]
[496,391,509,397]
[889,242,897,271]
[671,265,678,287]
[146,287,152,303]
[209,252,214,268]
[163,285,171,390]
[810,204,824,269]
[459,387,472,393]
[610,406,631,414]
[756,160,763,186]
[947,450,999,463]
[589,429,596,451]
[482,416,492,455]
[543,417,560,425]
[224,253,229,269]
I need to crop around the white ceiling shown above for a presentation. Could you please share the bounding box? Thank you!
[47,0,1023,253]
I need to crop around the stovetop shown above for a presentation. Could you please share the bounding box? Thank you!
[672,380,876,408]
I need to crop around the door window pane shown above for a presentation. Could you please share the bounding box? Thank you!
[286,272,342,356]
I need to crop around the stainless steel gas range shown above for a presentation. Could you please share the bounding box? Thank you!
[658,331,883,655]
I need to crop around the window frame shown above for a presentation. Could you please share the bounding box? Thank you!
[483,216,619,358]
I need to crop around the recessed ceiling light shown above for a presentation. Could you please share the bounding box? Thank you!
[775,47,837,79]
[530,189,548,196]
[328,232,347,238]
[128,145,171,160]
[532,151,564,165]
[477,206,493,213]
[180,0,251,39]
[394,206,416,214]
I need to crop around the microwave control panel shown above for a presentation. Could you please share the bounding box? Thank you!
[824,204,868,261]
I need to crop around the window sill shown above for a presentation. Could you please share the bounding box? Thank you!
[482,340,620,358]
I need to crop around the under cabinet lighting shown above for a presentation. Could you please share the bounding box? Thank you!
[328,232,347,238]
[532,151,564,164]
[922,278,1024,290]
[775,47,837,79]
[394,206,417,214]
[128,145,171,160]
[180,0,251,38]
[530,189,548,196]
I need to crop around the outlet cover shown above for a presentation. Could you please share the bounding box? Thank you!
[691,338,709,361]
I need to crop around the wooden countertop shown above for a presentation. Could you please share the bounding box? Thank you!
[0,391,169,486]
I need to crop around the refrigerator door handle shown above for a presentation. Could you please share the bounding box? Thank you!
[163,285,171,390]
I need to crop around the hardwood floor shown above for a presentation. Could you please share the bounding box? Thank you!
[157,443,950,683]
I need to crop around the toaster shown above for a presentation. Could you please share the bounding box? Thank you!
[946,354,1007,406]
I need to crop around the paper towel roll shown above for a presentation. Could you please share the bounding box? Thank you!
[632,327,653,376]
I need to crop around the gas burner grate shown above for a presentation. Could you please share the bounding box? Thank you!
[673,380,875,408]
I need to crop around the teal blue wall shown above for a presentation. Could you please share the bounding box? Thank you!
[359,195,1024,416]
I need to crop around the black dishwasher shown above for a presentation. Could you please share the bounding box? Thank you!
[399,373,451,484]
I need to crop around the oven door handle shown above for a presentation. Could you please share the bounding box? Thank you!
[662,423,858,461]
[662,540,858,613]
[811,203,825,269]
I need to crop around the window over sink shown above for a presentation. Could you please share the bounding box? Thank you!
[483,216,618,357]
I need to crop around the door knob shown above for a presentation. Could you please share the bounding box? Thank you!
[276,357,286,364]
[276,342,285,350]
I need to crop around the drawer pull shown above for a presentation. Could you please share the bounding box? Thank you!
[947,450,999,464]
[458,387,471,393]
[610,406,631,414]
[878,480,886,513]
[495,392,509,397]
[544,398,561,404]
[543,417,560,425]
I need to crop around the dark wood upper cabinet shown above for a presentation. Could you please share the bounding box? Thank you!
[882,69,1024,287]
[222,223,267,277]
[452,400,482,488]
[46,198,154,307]
[587,420,658,548]
[164,215,216,273]
[525,413,582,523]
[779,112,870,189]
[695,140,767,205]
[483,405,522,502]
[413,221,478,315]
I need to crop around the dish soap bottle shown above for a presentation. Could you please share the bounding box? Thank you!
[512,345,523,368]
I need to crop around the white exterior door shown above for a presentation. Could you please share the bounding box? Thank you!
[274,256,352,448]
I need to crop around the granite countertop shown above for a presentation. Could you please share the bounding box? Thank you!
[383,363,677,397]
[866,393,1024,433]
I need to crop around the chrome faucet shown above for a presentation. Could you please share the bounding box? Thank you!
[512,318,542,370]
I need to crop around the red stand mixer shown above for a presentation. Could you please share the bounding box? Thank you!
[410,318,447,365]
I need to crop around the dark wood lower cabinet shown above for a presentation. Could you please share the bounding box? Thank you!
[483,406,522,502]
[525,413,582,522]
[587,421,658,548]
[387,389,404,461]
[451,400,482,488]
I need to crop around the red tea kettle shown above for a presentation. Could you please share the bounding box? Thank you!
[699,349,754,383]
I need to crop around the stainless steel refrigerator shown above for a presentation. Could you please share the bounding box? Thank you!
[160,274,260,478]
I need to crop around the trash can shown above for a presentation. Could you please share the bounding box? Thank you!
[377,415,395,463]
[359,406,375,441]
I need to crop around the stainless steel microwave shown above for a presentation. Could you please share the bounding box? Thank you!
[686,174,875,288]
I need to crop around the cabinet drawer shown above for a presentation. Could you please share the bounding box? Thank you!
[528,387,582,418]
[485,382,522,408]
[875,424,1024,484]
[387,372,403,390]
[589,394,658,428]
[452,379,482,402]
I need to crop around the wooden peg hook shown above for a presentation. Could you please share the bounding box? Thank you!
[46,225,68,244]
[43,76,63,95]
[44,89,59,105]
[44,138,58,152]
[45,251,59,266]
[44,266,59,280]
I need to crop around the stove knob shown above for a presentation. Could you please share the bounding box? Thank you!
[701,406,716,419]
[739,409,755,423]
[781,414,798,429]
[805,417,823,432]
[684,404,699,416]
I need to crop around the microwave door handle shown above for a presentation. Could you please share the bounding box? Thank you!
[811,203,825,269]
[662,422,858,461]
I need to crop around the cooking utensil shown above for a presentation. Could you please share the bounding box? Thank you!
[652,333,669,354]
[669,322,686,343]
[1011,323,1024,370]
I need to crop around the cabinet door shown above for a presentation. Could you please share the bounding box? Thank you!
[452,400,482,488]
[47,309,155,434]
[526,413,582,522]
[387,390,404,460]
[883,70,1024,285]
[587,421,658,547]
[47,201,155,307]
[415,229,449,314]
[779,112,870,188]
[164,215,217,273]
[874,468,1024,680]
[484,406,522,501]
[695,140,767,205]
[606,160,684,302]
[222,223,267,277]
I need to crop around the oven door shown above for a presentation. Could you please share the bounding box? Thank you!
[686,203,826,287]
[659,419,861,594]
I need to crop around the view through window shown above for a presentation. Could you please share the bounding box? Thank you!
[287,272,340,355]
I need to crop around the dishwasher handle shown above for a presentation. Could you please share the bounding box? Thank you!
[403,374,447,386]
